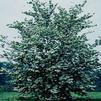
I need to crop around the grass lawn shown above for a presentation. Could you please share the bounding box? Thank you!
[72,92,101,100]
[0,91,101,101]
[0,92,19,101]
[87,92,101,99]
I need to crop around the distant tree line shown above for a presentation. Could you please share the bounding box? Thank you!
[95,38,101,46]
[0,62,13,91]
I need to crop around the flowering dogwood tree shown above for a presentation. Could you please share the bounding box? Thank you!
[1,0,100,100]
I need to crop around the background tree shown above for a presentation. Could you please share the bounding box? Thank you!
[0,62,13,91]
[2,0,100,100]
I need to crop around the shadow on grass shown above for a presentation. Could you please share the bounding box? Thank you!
[1,99,101,101]
[73,99,101,101]
[17,98,101,101]
[18,99,101,101]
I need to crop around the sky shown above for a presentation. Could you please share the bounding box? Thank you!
[0,0,101,60]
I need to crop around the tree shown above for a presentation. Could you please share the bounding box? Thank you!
[0,62,13,91]
[95,39,99,46]
[0,65,6,85]
[2,0,100,100]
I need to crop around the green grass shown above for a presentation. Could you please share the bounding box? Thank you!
[0,91,101,101]
[87,92,101,99]
[0,92,19,101]
[72,92,101,100]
